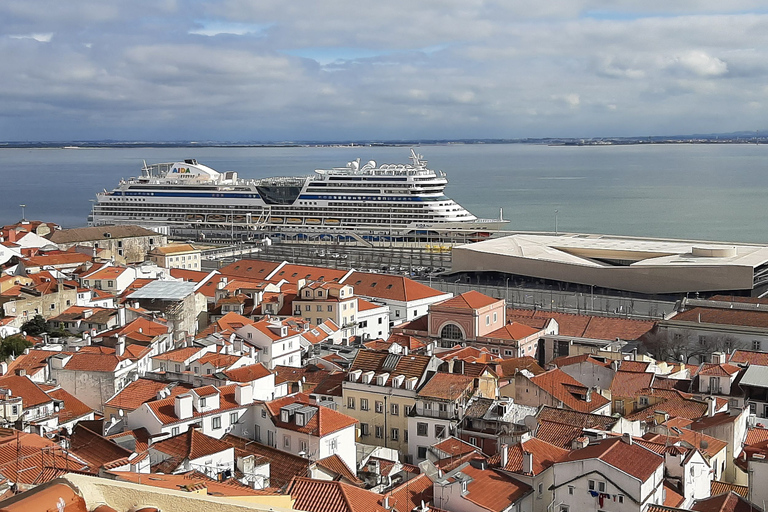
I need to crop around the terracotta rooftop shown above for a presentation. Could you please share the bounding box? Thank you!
[535,420,585,449]
[673,306,768,330]
[108,470,278,497]
[288,477,388,512]
[224,363,272,383]
[620,360,651,373]
[507,307,655,340]
[346,271,448,302]
[529,368,611,413]
[561,437,663,481]
[698,363,741,377]
[745,427,768,446]
[0,429,90,485]
[69,424,132,470]
[145,384,243,426]
[484,322,540,340]
[48,225,158,244]
[45,387,93,424]
[221,434,309,489]
[152,243,198,255]
[316,454,363,485]
[497,356,545,378]
[417,373,475,401]
[63,352,125,372]
[5,349,55,379]
[150,429,232,472]
[105,378,191,412]
[454,456,533,511]
[646,427,727,460]
[489,437,568,475]
[0,374,52,407]
[552,353,611,368]
[385,473,434,512]
[264,393,357,437]
[431,436,483,459]
[436,290,500,310]
[711,481,749,499]
[691,491,762,512]
[611,371,655,398]
[537,405,617,429]
[349,350,434,383]
[730,350,768,366]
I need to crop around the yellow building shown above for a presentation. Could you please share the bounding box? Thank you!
[342,350,441,459]
[293,281,357,341]
[149,243,202,270]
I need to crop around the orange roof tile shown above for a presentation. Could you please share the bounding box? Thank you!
[105,379,192,412]
[46,388,93,423]
[489,437,568,475]
[562,437,663,481]
[674,306,768,330]
[507,307,654,341]
[146,384,244,426]
[224,363,272,383]
[691,491,761,512]
[346,271,447,302]
[150,429,232,466]
[437,290,500,310]
[316,454,363,485]
[711,481,749,499]
[221,434,308,488]
[698,363,740,377]
[265,394,357,437]
[69,424,132,469]
[417,373,475,401]
[288,477,388,512]
[63,353,124,372]
[0,375,52,407]
[386,473,434,512]
[730,350,768,366]
[611,371,655,398]
[529,368,610,413]
[497,356,545,378]
[456,457,533,511]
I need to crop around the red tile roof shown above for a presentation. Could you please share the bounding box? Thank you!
[221,434,308,488]
[437,290,500,310]
[674,307,768,330]
[264,393,357,437]
[620,360,651,373]
[730,350,768,366]
[610,371,655,398]
[105,379,191,412]
[507,307,655,340]
[432,437,482,458]
[69,424,132,470]
[552,353,611,368]
[535,420,584,449]
[489,437,568,475]
[711,481,749,499]
[484,322,540,340]
[0,375,52,407]
[417,373,475,401]
[561,437,663,481]
[63,353,124,372]
[456,457,533,511]
[288,477,388,512]
[698,363,740,377]
[45,387,93,423]
[109,470,277,497]
[691,491,762,512]
[316,454,363,485]
[529,368,610,413]
[224,363,272,383]
[497,356,545,378]
[146,384,243,426]
[346,271,447,302]
[385,473,434,512]
[664,480,685,507]
[349,350,433,383]
[0,429,91,484]
[150,429,232,469]
[745,427,768,446]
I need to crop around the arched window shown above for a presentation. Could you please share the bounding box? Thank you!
[441,323,463,340]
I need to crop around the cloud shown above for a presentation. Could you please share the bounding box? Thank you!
[1,1,768,140]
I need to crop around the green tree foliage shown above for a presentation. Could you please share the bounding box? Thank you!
[21,314,47,336]
[0,334,32,360]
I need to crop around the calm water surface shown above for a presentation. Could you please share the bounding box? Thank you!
[2,144,767,243]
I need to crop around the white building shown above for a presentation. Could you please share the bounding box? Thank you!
[235,317,307,369]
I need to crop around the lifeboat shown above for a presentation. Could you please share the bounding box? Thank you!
[269,217,284,224]
[287,218,303,225]
[306,218,322,225]
[324,218,341,225]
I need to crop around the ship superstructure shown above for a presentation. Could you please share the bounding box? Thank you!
[88,150,507,239]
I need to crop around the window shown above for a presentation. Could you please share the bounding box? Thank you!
[588,480,595,491]
[296,413,306,426]
[284,435,291,448]
[107,281,114,287]
[754,340,762,351]
[538,483,543,495]
[360,398,369,411]
[435,425,446,438]
[440,323,462,340]
[360,423,370,436]
[175,364,181,372]
[200,397,207,408]
[11,405,18,415]
[469,436,477,445]
[378,317,383,324]
[559,507,569,512]
[212,416,222,429]
[347,397,355,409]
[230,412,239,424]
[504,349,514,356]
[316,305,322,312]
[618,495,624,504]
[261,409,267,418]
[300,440,308,454]
[375,401,384,413]
[418,446,427,459]
[493,312,498,323]
[404,430,409,442]
[486,315,490,326]
[417,422,428,436]
[391,428,399,441]
[391,403,399,416]
[598,482,606,492]
[171,426,179,436]
[327,305,333,312]
[305,305,311,311]
[375,426,384,438]
[568,486,574,495]
[639,396,649,406]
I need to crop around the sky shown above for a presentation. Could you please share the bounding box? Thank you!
[2,1,768,141]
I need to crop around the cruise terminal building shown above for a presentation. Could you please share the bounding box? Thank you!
[451,233,768,297]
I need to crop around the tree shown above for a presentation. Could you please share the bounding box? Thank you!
[20,315,47,336]
[0,334,32,360]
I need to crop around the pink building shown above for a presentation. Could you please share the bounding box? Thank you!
[428,291,506,342]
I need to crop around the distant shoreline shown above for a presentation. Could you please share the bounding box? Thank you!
[0,137,765,149]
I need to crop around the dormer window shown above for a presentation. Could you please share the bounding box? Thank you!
[305,290,311,297]
[199,397,206,408]
[281,410,290,422]
[296,412,305,426]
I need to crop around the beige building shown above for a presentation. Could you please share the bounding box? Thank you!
[150,243,202,270]
[48,225,166,264]
[293,281,357,341]
[342,350,441,459]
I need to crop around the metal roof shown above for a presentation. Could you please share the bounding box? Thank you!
[739,364,768,388]
[127,280,197,300]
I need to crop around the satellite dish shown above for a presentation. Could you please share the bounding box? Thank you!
[243,430,249,438]
[700,440,709,450]
[523,415,539,432]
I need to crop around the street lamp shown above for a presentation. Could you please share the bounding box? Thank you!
[20,204,26,222]
[505,277,510,303]
[554,209,558,236]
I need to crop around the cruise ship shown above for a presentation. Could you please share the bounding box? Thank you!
[88,150,507,240]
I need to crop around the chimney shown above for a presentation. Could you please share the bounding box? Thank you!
[235,384,253,406]
[522,451,533,474]
[622,433,633,445]
[83,309,93,319]
[117,305,127,326]
[585,389,592,403]
[174,394,193,420]
[116,335,126,357]
[83,333,92,346]
[500,444,509,468]
[383,496,390,510]
[708,396,716,417]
